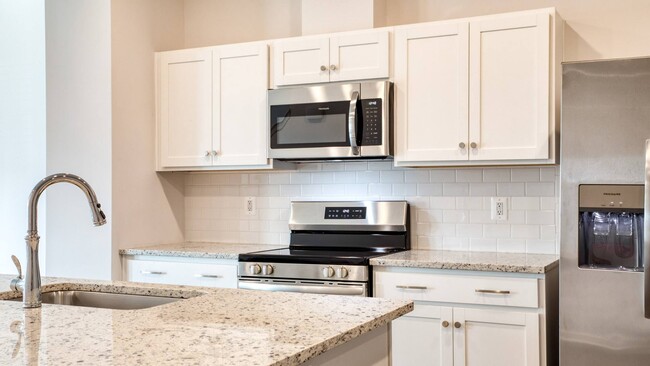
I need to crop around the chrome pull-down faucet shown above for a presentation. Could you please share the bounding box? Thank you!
[11,173,106,308]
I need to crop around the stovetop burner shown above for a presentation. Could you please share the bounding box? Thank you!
[238,247,403,265]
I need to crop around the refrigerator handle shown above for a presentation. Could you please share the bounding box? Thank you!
[643,139,650,319]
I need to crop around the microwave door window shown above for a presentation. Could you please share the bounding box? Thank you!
[271,101,350,148]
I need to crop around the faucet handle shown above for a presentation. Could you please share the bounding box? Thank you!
[11,255,22,279]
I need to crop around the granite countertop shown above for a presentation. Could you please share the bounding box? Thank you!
[0,275,412,365]
[370,250,559,274]
[119,242,285,260]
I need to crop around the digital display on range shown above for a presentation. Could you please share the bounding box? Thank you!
[324,207,367,219]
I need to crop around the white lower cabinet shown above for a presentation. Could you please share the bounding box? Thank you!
[122,255,238,289]
[375,267,557,366]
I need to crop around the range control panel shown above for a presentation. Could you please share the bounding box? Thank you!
[360,99,382,146]
[324,207,367,219]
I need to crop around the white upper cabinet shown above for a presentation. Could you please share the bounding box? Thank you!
[469,13,550,161]
[158,49,213,168]
[394,8,559,167]
[157,42,275,171]
[213,43,269,167]
[394,21,469,162]
[273,30,389,86]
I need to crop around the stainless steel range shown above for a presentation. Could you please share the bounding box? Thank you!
[238,201,410,296]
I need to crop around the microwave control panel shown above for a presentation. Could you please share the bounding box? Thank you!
[360,99,382,146]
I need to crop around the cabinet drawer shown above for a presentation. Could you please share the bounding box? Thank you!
[126,259,238,289]
[374,270,538,308]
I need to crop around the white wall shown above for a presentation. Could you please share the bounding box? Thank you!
[0,0,47,275]
[111,0,186,279]
[45,0,113,280]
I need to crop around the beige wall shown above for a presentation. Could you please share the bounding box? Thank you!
[111,0,186,279]
[183,0,301,47]
[182,0,650,62]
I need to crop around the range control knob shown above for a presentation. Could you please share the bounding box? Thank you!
[337,267,349,278]
[262,264,274,275]
[248,264,261,275]
[322,266,335,278]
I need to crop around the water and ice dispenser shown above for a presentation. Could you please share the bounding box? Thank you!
[579,184,645,271]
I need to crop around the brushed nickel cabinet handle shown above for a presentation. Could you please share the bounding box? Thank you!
[396,285,428,290]
[475,289,511,294]
[141,270,166,275]
[442,320,450,328]
[330,64,337,71]
[454,321,462,329]
[320,65,327,71]
[195,274,223,279]
[470,142,478,149]
[459,142,466,149]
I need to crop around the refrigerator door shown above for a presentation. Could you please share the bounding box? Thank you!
[561,58,650,365]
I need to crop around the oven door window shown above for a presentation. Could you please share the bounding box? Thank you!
[270,101,352,148]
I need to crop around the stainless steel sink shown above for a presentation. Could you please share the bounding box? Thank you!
[8,290,183,310]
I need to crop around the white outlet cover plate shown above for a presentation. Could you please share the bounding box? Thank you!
[245,196,256,216]
[490,197,508,221]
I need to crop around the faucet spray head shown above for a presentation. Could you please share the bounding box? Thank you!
[92,203,107,227]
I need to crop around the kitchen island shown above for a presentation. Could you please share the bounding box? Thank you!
[0,276,412,365]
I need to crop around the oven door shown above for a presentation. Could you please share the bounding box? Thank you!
[269,83,362,159]
[238,277,368,296]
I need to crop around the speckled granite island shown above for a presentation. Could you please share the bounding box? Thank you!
[0,275,412,365]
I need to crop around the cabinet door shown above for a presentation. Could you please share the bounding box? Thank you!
[453,308,540,366]
[394,22,470,163]
[273,37,329,86]
[392,304,453,366]
[158,49,213,168]
[213,43,269,166]
[125,258,238,289]
[329,31,389,82]
[468,13,550,161]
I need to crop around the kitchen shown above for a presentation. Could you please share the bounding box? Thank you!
[1,0,649,365]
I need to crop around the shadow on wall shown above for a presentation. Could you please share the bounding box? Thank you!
[157,172,185,233]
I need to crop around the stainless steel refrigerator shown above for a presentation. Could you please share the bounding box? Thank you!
[560,57,650,365]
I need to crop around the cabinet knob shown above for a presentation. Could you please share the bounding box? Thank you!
[320,65,327,71]
[470,142,478,149]
[330,64,337,71]
[442,320,450,328]
[205,151,211,157]
[454,321,462,329]
[211,150,218,156]
[458,142,466,149]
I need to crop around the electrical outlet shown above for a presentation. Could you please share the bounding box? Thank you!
[245,196,256,216]
[490,197,508,221]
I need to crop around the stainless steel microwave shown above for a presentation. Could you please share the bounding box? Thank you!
[268,81,392,160]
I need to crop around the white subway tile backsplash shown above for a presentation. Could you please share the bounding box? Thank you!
[290,172,311,184]
[483,168,511,182]
[269,173,290,184]
[456,169,483,182]
[184,165,559,254]
[430,169,456,182]
[404,170,429,183]
[333,171,356,183]
[356,171,380,183]
[526,182,555,197]
[470,238,497,252]
[511,168,540,182]
[380,170,404,183]
[497,183,526,196]
[443,183,469,196]
[417,183,443,196]
[469,183,497,197]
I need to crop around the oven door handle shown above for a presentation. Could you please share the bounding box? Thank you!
[348,90,360,156]
[238,279,366,296]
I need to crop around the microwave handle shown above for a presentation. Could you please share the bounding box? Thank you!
[348,90,360,156]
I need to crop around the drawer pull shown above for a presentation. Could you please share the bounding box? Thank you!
[195,274,223,279]
[141,270,166,275]
[475,289,511,295]
[396,285,428,290]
